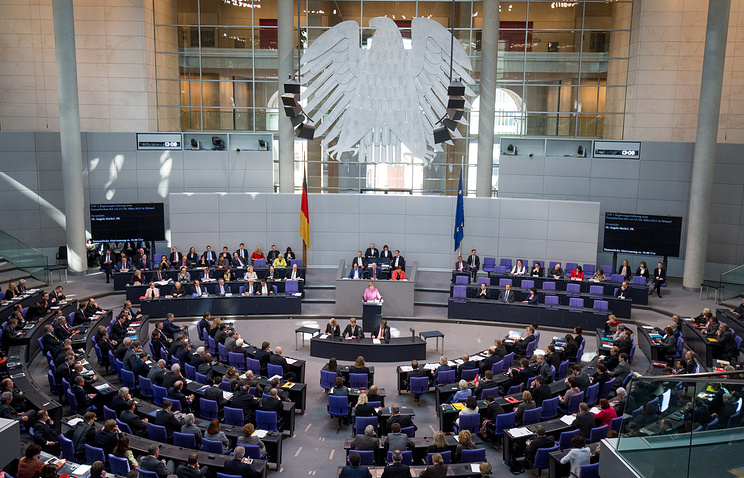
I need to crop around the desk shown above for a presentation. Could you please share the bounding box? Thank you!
[7,345,63,431]
[39,452,90,478]
[336,464,480,478]
[335,261,417,317]
[113,267,305,290]
[419,331,444,353]
[310,336,426,362]
[484,274,649,306]
[0,291,40,322]
[502,416,573,466]
[347,387,386,407]
[701,280,722,303]
[342,434,481,465]
[548,443,599,478]
[448,299,610,330]
[295,326,320,350]
[377,406,415,435]
[140,294,301,317]
[451,284,632,319]
[635,325,671,365]
[681,320,722,368]
[125,279,304,303]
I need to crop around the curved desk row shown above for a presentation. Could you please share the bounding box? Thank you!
[7,345,63,431]
[140,294,301,317]
[114,266,304,290]
[451,284,632,319]
[447,298,610,330]
[0,291,41,322]
[310,336,427,362]
[125,279,304,303]
[6,299,80,361]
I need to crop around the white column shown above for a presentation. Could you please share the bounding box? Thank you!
[476,0,499,197]
[683,0,731,290]
[52,0,87,274]
[278,0,295,193]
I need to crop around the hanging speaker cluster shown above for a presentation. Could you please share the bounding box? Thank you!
[282,77,315,139]
[434,79,466,144]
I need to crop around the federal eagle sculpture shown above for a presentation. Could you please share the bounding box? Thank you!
[300,16,474,165]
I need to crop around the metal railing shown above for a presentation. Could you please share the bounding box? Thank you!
[720,263,744,302]
[0,230,48,284]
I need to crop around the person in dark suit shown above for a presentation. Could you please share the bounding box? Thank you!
[72,376,96,414]
[231,383,260,424]
[121,399,149,437]
[33,410,60,454]
[348,262,364,280]
[136,254,153,271]
[531,262,544,277]
[513,326,536,357]
[260,388,284,421]
[524,425,555,469]
[286,263,303,281]
[340,452,372,478]
[716,323,739,362]
[387,404,416,431]
[176,452,203,478]
[391,250,405,271]
[649,262,666,297]
[224,447,261,478]
[48,286,66,306]
[349,356,370,375]
[381,450,411,478]
[203,246,217,266]
[155,400,185,440]
[456,354,478,380]
[454,256,467,272]
[431,356,452,384]
[365,243,379,259]
[93,419,121,456]
[372,319,391,341]
[466,249,480,280]
[72,301,87,326]
[613,329,633,355]
[498,284,516,303]
[352,252,367,270]
[573,403,595,439]
[133,353,151,379]
[26,298,48,320]
[41,325,63,355]
[325,319,341,337]
[254,341,273,374]
[168,381,193,413]
[477,282,490,299]
[110,315,128,345]
[266,245,280,264]
[474,370,499,399]
[269,346,296,380]
[2,318,22,350]
[531,375,552,406]
[406,359,428,395]
[163,314,185,340]
[343,317,364,339]
[101,249,115,283]
[169,247,183,265]
[203,378,228,409]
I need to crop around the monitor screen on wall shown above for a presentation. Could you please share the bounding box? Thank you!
[90,203,165,242]
[603,212,683,257]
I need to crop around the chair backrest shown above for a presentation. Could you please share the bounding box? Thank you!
[355,415,379,435]
[243,445,262,459]
[103,404,116,420]
[137,469,159,478]
[481,386,499,400]
[460,448,486,464]
[567,391,585,414]
[115,419,132,434]
[437,369,456,385]
[173,432,198,450]
[494,412,516,435]
[583,264,595,275]
[491,360,504,375]
[494,265,508,274]
[521,279,535,289]
[352,450,375,466]
[589,285,604,295]
[522,407,542,426]
[457,413,480,433]
[499,278,512,287]
[585,383,600,406]
[566,262,578,272]
[409,376,429,393]
[224,407,245,426]
[320,369,336,390]
[610,274,624,283]
[195,372,208,385]
[569,297,584,308]
[60,434,75,460]
[427,451,452,464]
[455,276,469,285]
[461,368,478,381]
[453,285,467,298]
[267,363,284,378]
[200,398,219,420]
[567,283,581,293]
[610,416,623,432]
[525,339,537,359]
[556,360,569,380]
[502,352,515,369]
[622,372,633,389]
[589,425,608,443]
[153,384,167,406]
[253,259,267,267]
[184,363,196,380]
[218,343,228,362]
[84,444,105,465]
[483,257,496,268]
[500,258,513,267]
[728,412,741,428]
[707,417,719,431]
[632,275,647,285]
[386,451,413,465]
[541,397,559,419]
[219,381,232,392]
[247,358,261,374]
[676,336,685,355]
[349,373,368,388]
[121,369,136,389]
[401,426,415,438]
[109,455,131,476]
[147,423,168,443]
[329,394,350,416]
[559,429,580,449]
[476,277,491,286]
[579,463,600,478]
[228,352,246,369]
[65,389,78,413]
[202,439,225,454]
[599,380,614,399]
[600,265,612,276]
[628,343,637,363]
[507,384,522,395]
[534,445,559,469]
[256,410,278,431]
[543,281,556,290]
[285,279,299,294]
[544,295,559,306]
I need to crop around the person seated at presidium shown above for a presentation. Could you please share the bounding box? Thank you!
[171,281,187,298]
[522,287,538,305]
[591,268,606,282]
[511,260,526,275]
[243,266,258,282]
[569,265,584,280]
[349,263,364,280]
[373,319,391,341]
[478,282,489,299]
[498,284,515,303]
[325,318,341,337]
[272,254,287,268]
[391,266,406,281]
[531,261,544,277]
[363,283,382,302]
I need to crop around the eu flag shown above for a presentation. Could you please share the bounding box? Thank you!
[454,169,465,252]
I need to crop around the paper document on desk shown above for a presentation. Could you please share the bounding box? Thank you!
[424,363,438,371]
[67,417,83,427]
[253,429,268,438]
[286,358,297,364]
[223,391,233,400]
[509,427,532,438]
[373,339,381,344]
[590,407,601,414]
[75,466,91,476]
[400,366,413,372]
[470,464,480,473]
[320,334,329,339]
[560,415,576,425]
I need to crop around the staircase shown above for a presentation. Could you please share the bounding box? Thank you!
[0,256,46,290]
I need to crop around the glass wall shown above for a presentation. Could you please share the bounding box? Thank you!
[154,0,632,194]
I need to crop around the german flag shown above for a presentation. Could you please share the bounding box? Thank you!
[300,171,310,248]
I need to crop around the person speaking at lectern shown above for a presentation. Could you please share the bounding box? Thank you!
[363,282,382,302]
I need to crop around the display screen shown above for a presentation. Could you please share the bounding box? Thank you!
[603,212,683,257]
[90,203,165,242]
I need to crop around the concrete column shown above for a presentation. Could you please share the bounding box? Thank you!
[52,0,87,275]
[683,0,730,290]
[476,0,499,197]
[277,0,295,192]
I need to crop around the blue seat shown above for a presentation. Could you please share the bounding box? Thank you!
[218,381,232,392]
[349,450,375,466]
[115,419,132,434]
[328,395,349,429]
[492,411,515,441]
[84,444,105,465]
[65,389,79,414]
[437,369,456,385]
[579,463,600,478]
[320,370,336,391]
[728,412,741,428]
[109,454,131,475]
[460,448,486,463]
[200,398,219,420]
[203,438,225,454]
[285,279,299,294]
[610,417,623,433]
[184,363,196,381]
[507,384,522,395]
[589,285,604,295]
[454,413,480,434]
[567,391,585,414]
[556,360,569,380]
[522,407,542,426]
[599,381,614,399]
[585,383,599,407]
[499,278,512,287]
[93,343,106,369]
[355,415,379,436]
[628,343,637,364]
[480,386,499,400]
[461,368,478,381]
[224,407,244,426]
[401,426,415,438]
[409,376,429,398]
[541,397,559,420]
[195,372,208,385]
[218,343,228,362]
[47,371,58,396]
[559,430,580,450]
[267,363,284,378]
[207,336,217,354]
[103,404,116,420]
[244,445,262,459]
[490,360,504,375]
[121,369,137,391]
[593,300,608,311]
[349,373,368,388]
[139,377,154,399]
[170,356,181,366]
[589,425,608,443]
[246,358,261,375]
[170,400,182,412]
[534,445,559,475]
[426,451,452,464]
[455,276,469,285]
[137,469,159,478]
[60,434,75,460]
[153,384,167,406]
[386,451,413,465]
[566,283,581,294]
[174,432,198,450]
[666,336,685,360]
[147,423,168,443]
[543,281,556,291]
[256,410,278,431]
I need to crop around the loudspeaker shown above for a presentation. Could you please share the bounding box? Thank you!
[442,117,458,131]
[447,80,466,97]
[281,93,299,107]
[434,126,451,144]
[289,113,306,127]
[284,77,301,94]
[447,108,464,121]
[447,96,465,109]
[284,105,302,118]
[295,123,315,139]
